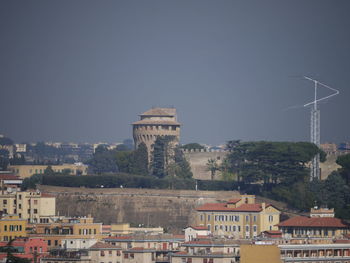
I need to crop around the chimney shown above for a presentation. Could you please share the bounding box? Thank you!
[262,202,266,211]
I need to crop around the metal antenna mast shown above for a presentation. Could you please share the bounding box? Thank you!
[303,76,339,181]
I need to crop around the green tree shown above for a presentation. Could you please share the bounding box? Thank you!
[224,141,324,185]
[130,142,149,175]
[0,149,9,170]
[21,174,43,190]
[88,145,118,174]
[174,147,193,179]
[206,158,219,180]
[44,165,55,176]
[151,136,175,178]
[114,151,133,173]
[336,153,350,185]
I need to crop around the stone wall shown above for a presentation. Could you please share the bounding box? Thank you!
[38,185,239,233]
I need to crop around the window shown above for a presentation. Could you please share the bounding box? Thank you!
[235,216,239,222]
[269,215,273,222]
[4,225,7,231]
[3,200,7,205]
[19,204,22,209]
[54,240,58,246]
[207,215,211,221]
[253,225,257,232]
[19,195,22,200]
[187,258,192,263]
[100,251,105,257]
[109,251,112,255]
[94,229,96,234]
[34,200,38,205]
[203,259,208,263]
[200,214,203,221]
[34,209,38,214]
[48,240,51,246]
[245,215,249,222]
[117,251,121,256]
[207,224,211,231]
[3,209,7,214]
[130,253,134,259]
[253,216,257,222]
[124,254,128,259]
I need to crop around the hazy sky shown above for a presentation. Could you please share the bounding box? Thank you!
[1,0,349,145]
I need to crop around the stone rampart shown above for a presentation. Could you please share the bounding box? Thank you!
[38,185,239,233]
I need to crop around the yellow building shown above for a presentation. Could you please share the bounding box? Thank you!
[8,164,88,179]
[240,244,282,263]
[0,190,56,223]
[195,195,280,238]
[30,216,103,249]
[0,214,27,241]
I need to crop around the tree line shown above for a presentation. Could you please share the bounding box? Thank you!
[89,136,192,179]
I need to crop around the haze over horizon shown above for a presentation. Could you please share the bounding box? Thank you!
[1,1,350,145]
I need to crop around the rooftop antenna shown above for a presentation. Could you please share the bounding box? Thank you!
[303,76,339,181]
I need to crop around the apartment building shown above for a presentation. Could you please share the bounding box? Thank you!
[0,214,27,241]
[0,190,55,223]
[195,195,280,238]
[29,216,103,249]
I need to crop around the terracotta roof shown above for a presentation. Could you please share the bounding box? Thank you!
[196,202,265,212]
[140,108,176,117]
[41,193,55,198]
[277,216,350,228]
[263,230,282,234]
[132,119,180,126]
[89,242,121,249]
[186,226,208,231]
[105,236,133,240]
[0,174,21,180]
[129,247,146,251]
[227,198,241,204]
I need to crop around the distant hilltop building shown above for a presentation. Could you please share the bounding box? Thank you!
[132,107,181,157]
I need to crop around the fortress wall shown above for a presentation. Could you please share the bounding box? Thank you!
[38,185,239,233]
[184,150,228,180]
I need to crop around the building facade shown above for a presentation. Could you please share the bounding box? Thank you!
[195,195,280,239]
[9,164,88,179]
[0,215,27,241]
[0,190,55,223]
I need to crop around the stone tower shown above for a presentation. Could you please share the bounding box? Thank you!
[132,107,181,160]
